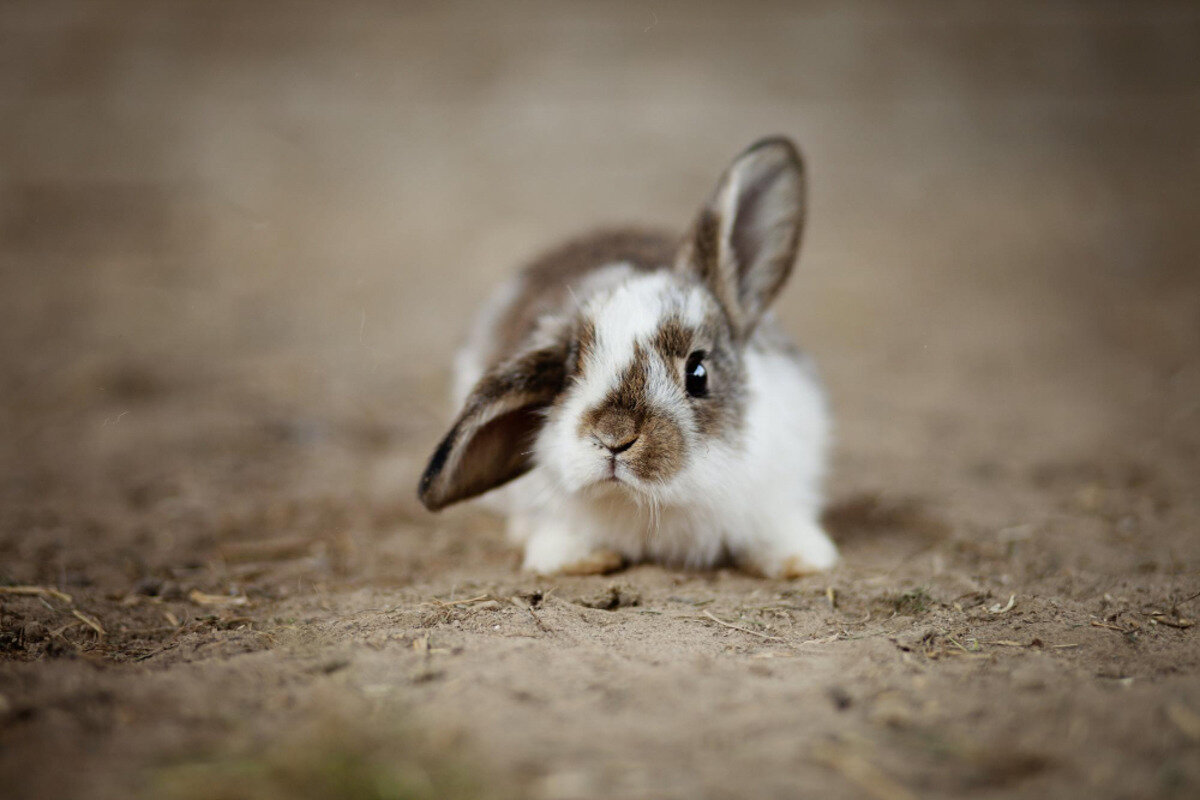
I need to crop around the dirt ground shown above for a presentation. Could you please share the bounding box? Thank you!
[2,2,1199,798]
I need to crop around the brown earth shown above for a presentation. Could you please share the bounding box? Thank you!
[2,2,1199,799]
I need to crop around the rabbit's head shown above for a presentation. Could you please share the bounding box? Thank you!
[419,137,806,511]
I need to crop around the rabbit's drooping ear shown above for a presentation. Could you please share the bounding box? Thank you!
[678,137,806,338]
[418,343,567,511]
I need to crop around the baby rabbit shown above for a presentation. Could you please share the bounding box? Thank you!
[418,137,838,577]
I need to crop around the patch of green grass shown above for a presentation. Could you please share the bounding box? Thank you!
[885,587,934,616]
[151,716,492,800]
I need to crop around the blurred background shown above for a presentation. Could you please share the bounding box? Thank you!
[3,0,1198,500]
[2,2,1199,799]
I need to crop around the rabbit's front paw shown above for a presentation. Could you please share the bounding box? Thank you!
[521,523,624,576]
[744,518,839,578]
[556,549,625,576]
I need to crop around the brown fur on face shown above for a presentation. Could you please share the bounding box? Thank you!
[627,413,685,482]
[577,343,649,443]
[588,407,639,449]
[647,306,748,442]
[581,403,687,485]
[574,341,690,485]
[481,229,677,374]
[684,318,746,441]
[651,315,692,360]
[573,317,597,376]
[570,302,749,487]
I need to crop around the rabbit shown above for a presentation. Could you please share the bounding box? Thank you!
[417,137,839,577]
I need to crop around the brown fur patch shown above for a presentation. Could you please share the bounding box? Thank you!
[589,408,639,450]
[577,311,748,473]
[627,413,685,482]
[465,345,566,413]
[483,229,676,372]
[572,317,597,378]
[689,328,746,441]
[552,549,625,576]
[607,342,650,414]
[577,344,649,442]
[648,309,747,443]
[689,209,721,292]
[684,209,739,332]
[780,553,826,579]
[651,315,692,361]
[575,342,689,483]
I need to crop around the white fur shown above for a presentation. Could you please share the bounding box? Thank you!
[570,271,706,414]
[456,268,838,576]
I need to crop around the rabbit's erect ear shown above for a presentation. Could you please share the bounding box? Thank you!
[678,137,806,338]
[417,343,567,511]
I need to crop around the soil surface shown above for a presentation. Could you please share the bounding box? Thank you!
[2,2,1199,799]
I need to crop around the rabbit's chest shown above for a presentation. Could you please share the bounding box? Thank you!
[577,493,728,569]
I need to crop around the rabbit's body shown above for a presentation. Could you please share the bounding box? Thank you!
[420,138,840,576]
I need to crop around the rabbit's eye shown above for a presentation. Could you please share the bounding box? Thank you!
[685,351,708,398]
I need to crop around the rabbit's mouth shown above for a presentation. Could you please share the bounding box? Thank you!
[605,451,648,488]
[583,465,640,496]
[606,456,624,480]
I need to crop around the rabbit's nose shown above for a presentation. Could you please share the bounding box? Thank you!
[587,408,640,453]
[597,433,638,455]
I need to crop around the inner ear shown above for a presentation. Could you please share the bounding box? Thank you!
[678,137,806,337]
[727,160,790,285]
